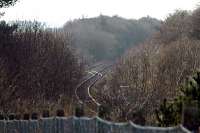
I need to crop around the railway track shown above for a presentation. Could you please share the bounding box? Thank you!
[80,63,105,81]
[75,63,112,114]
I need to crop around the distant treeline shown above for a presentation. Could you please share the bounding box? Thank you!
[63,15,161,62]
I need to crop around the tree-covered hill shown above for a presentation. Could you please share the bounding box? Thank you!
[63,15,161,62]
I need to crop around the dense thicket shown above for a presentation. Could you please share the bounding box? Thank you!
[93,9,200,125]
[63,15,160,62]
[0,21,83,114]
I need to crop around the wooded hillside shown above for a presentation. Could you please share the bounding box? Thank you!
[63,15,160,62]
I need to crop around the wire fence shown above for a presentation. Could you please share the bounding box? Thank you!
[0,116,191,133]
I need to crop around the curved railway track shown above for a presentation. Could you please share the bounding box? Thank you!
[75,63,112,114]
[81,63,104,81]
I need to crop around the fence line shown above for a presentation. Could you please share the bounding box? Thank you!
[0,116,191,133]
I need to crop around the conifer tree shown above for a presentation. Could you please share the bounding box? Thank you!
[156,70,200,127]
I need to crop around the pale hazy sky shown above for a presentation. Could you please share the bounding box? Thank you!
[0,0,199,27]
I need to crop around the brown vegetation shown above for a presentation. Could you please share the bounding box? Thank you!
[0,21,84,115]
[93,9,200,125]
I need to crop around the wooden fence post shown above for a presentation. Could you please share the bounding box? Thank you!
[23,113,30,120]
[42,110,50,118]
[31,112,38,120]
[56,109,65,117]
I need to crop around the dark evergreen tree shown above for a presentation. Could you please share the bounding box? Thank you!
[156,70,200,128]
[155,99,181,126]
[0,0,17,8]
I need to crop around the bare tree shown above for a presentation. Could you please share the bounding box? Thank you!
[0,21,84,114]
